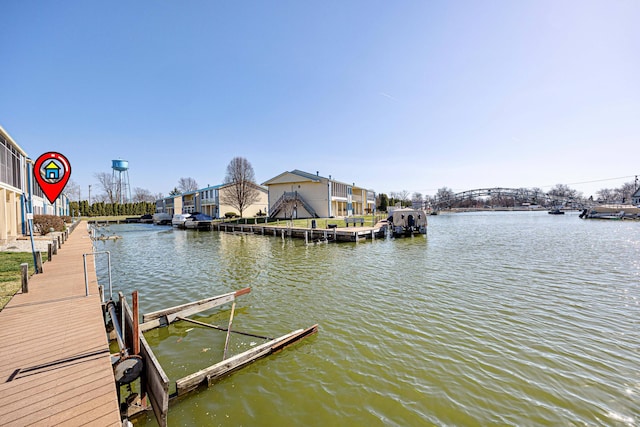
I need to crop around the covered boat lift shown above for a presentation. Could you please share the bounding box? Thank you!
[388,208,428,237]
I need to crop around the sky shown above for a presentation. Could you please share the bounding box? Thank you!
[1,0,639,200]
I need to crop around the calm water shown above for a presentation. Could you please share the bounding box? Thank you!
[94,212,640,426]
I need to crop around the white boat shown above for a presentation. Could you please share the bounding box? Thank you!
[172,214,190,228]
[184,213,214,230]
[388,208,428,237]
[152,212,172,225]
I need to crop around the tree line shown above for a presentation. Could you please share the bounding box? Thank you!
[376,180,638,211]
[68,156,261,218]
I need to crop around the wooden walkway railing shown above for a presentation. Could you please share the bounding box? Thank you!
[0,222,121,426]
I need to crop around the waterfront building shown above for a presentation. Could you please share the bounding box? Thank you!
[0,125,69,243]
[632,186,640,205]
[155,182,268,218]
[262,170,376,219]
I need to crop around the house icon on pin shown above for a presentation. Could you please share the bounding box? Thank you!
[45,161,61,179]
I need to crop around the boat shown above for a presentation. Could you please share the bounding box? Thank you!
[579,205,640,220]
[139,214,154,223]
[548,208,565,215]
[184,212,214,230]
[387,207,428,237]
[152,212,172,225]
[172,213,190,228]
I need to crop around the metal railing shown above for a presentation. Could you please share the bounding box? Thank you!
[83,251,112,300]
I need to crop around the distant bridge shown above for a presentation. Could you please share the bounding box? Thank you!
[431,187,588,209]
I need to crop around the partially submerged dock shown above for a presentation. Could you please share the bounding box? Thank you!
[110,287,318,426]
[0,222,121,426]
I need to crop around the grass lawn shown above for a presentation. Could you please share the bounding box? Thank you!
[0,252,38,310]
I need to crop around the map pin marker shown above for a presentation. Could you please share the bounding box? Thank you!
[33,152,72,203]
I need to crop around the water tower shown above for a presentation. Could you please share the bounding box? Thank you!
[112,159,131,204]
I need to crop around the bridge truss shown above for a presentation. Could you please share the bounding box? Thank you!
[432,187,587,210]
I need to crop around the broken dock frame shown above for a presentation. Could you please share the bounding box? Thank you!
[113,287,318,426]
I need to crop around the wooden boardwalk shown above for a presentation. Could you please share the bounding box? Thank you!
[0,222,121,426]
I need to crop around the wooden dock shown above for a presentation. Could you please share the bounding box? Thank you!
[0,222,121,426]
[215,222,387,242]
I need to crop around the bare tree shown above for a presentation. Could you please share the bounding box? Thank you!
[132,187,155,202]
[94,172,117,204]
[596,188,615,203]
[412,192,423,208]
[281,197,297,221]
[617,181,637,203]
[548,184,577,198]
[435,187,455,208]
[65,179,81,201]
[220,157,260,218]
[177,177,199,193]
[398,190,410,205]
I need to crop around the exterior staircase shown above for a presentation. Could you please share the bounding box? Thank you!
[270,191,319,218]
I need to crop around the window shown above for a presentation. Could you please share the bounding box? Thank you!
[0,134,25,189]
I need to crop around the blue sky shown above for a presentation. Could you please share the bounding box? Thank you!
[1,0,638,199]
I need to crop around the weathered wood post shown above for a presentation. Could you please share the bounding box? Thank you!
[132,291,140,355]
[52,238,58,255]
[48,243,53,261]
[35,251,43,274]
[57,235,62,248]
[20,263,28,293]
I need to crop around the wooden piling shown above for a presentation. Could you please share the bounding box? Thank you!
[132,291,140,355]
[20,263,28,293]
[35,251,43,274]
[223,301,236,360]
[48,242,53,261]
[52,239,58,255]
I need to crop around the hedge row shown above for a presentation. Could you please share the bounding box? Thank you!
[69,201,156,217]
[32,215,66,235]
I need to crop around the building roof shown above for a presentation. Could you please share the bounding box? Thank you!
[262,169,355,186]
[0,125,28,157]
[157,182,266,201]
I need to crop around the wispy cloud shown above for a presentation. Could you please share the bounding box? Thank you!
[379,92,398,101]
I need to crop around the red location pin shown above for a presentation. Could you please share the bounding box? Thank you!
[33,152,72,203]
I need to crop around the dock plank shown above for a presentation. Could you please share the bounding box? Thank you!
[0,222,121,426]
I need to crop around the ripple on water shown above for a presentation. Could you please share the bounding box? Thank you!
[96,215,640,426]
